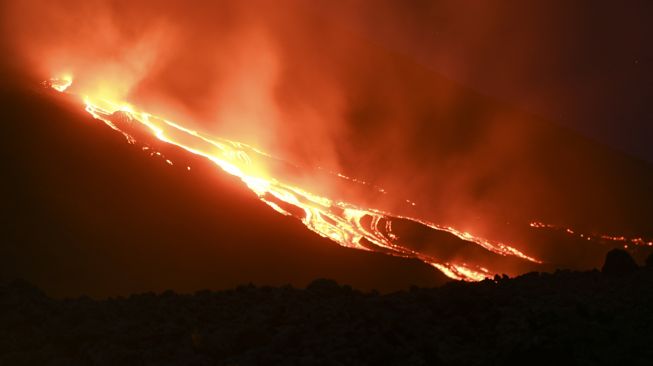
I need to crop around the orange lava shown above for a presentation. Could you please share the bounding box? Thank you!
[47,76,542,281]
[530,221,653,248]
[44,75,73,92]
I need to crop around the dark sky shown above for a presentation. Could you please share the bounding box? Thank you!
[325,0,653,162]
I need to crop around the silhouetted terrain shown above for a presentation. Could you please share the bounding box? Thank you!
[2,251,652,365]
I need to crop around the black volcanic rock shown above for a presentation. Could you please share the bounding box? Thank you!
[1,267,653,365]
[601,249,638,275]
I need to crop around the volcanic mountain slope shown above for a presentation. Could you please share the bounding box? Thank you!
[1,0,652,295]
[0,83,451,297]
[2,9,653,295]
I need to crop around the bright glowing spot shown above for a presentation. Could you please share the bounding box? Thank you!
[49,75,73,92]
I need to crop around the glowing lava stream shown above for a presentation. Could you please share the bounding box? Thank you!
[530,222,653,249]
[47,76,541,282]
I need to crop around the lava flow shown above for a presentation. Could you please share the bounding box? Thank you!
[530,222,653,249]
[45,76,542,282]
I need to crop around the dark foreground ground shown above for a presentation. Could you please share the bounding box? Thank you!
[1,250,652,366]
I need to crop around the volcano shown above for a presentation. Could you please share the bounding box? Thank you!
[1,1,652,298]
[1,70,652,298]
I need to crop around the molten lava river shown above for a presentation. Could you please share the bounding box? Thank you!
[44,75,650,282]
